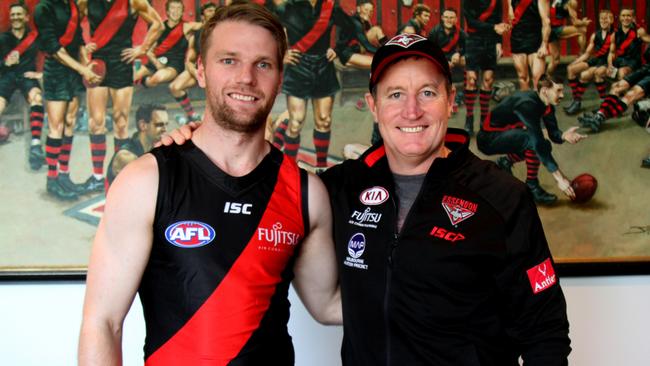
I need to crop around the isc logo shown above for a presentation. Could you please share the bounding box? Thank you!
[429,226,465,243]
[165,221,215,248]
[359,186,389,205]
[224,202,252,215]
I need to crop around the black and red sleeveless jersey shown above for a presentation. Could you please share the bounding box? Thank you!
[141,142,309,365]
[87,0,138,57]
[593,28,613,58]
[156,20,188,60]
[614,24,642,60]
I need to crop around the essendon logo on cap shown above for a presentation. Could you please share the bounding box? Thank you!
[527,258,557,294]
[386,33,427,48]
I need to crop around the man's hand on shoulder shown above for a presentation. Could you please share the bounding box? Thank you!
[157,121,200,147]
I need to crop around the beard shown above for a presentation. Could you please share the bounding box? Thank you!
[206,87,274,134]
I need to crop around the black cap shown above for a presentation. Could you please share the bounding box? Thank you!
[369,33,452,92]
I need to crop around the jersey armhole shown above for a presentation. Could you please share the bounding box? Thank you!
[151,149,168,227]
[300,168,310,237]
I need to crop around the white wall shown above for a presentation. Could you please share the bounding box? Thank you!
[1,276,649,365]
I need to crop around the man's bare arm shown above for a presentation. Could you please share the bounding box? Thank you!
[122,0,164,62]
[78,154,159,365]
[292,174,342,325]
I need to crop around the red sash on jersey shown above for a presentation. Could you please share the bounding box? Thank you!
[512,0,534,27]
[615,28,637,57]
[467,0,497,33]
[291,0,334,53]
[441,27,460,53]
[4,29,38,61]
[90,0,129,51]
[59,0,79,47]
[154,22,184,56]
[594,31,612,57]
[550,7,563,27]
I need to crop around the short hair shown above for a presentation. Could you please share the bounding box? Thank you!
[442,7,457,15]
[199,3,287,72]
[619,6,635,15]
[9,2,28,13]
[136,104,166,130]
[414,4,431,17]
[357,0,373,6]
[201,2,217,15]
[537,74,563,92]
[599,9,613,16]
[165,0,184,12]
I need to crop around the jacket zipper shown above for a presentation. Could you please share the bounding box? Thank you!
[384,176,428,366]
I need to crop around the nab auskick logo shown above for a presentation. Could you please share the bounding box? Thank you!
[441,195,478,225]
[165,221,215,248]
[359,186,389,205]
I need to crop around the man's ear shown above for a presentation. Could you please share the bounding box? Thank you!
[365,92,378,122]
[197,56,206,88]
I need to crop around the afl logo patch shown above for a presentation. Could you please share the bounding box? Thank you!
[359,186,389,205]
[165,221,215,248]
[347,233,366,258]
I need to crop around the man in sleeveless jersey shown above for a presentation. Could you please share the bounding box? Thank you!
[0,3,45,170]
[79,4,341,364]
[334,0,384,70]
[429,8,466,71]
[398,4,431,36]
[106,103,168,186]
[606,7,647,81]
[269,0,355,171]
[463,0,510,136]
[78,0,162,193]
[546,0,590,76]
[564,9,614,115]
[34,0,102,200]
[508,0,551,90]
[133,0,202,88]
[168,2,217,123]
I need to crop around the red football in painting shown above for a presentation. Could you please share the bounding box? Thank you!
[571,173,597,203]
[83,59,106,88]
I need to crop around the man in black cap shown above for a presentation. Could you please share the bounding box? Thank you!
[161,33,572,365]
[321,33,571,365]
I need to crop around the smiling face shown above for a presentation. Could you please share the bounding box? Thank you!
[357,3,374,22]
[619,9,635,28]
[441,10,457,30]
[166,1,184,23]
[366,57,454,173]
[197,20,282,134]
[9,5,28,31]
[598,11,612,30]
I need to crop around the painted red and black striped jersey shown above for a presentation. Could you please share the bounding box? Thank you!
[142,142,309,365]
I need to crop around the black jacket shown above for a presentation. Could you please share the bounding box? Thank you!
[320,129,570,366]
